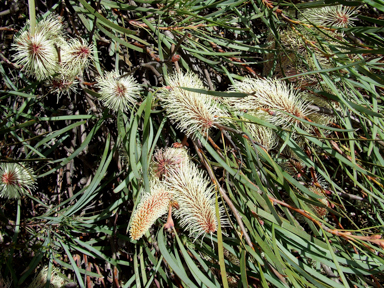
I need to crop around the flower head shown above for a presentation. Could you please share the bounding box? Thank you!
[61,38,93,77]
[27,266,69,288]
[228,78,311,128]
[129,182,172,240]
[244,118,277,151]
[159,72,228,137]
[0,163,36,199]
[150,147,190,179]
[12,30,59,80]
[302,5,359,28]
[49,74,77,96]
[35,14,65,42]
[96,71,142,112]
[308,186,329,218]
[166,163,225,241]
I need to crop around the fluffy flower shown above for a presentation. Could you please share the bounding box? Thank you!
[150,147,190,179]
[96,71,142,112]
[61,38,93,77]
[302,5,359,28]
[0,163,36,199]
[35,14,65,42]
[228,78,311,128]
[159,72,229,137]
[27,266,69,288]
[129,182,172,240]
[308,186,330,218]
[12,30,59,80]
[166,163,224,241]
[304,94,337,127]
[49,74,77,96]
[244,119,277,151]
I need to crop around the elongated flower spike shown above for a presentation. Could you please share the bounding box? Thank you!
[228,77,311,128]
[150,147,190,180]
[302,5,359,28]
[96,71,142,113]
[159,72,229,137]
[166,163,226,241]
[61,38,93,77]
[0,163,36,199]
[129,182,172,241]
[12,30,59,80]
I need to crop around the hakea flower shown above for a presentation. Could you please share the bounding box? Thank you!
[61,38,93,77]
[302,5,359,28]
[27,266,69,288]
[308,186,330,218]
[12,30,59,80]
[96,71,142,113]
[242,113,277,151]
[305,94,337,127]
[129,181,172,240]
[228,78,311,128]
[150,147,190,179]
[35,14,65,42]
[49,74,77,96]
[0,163,36,199]
[166,163,225,241]
[159,72,229,137]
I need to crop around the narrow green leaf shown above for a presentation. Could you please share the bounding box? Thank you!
[158,227,198,288]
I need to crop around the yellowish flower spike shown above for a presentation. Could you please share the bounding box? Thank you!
[96,71,142,113]
[159,72,228,137]
[129,182,172,241]
[228,77,311,128]
[150,147,190,179]
[166,163,225,241]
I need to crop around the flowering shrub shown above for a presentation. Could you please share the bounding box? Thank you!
[1,1,384,287]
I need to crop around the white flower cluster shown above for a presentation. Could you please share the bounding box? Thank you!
[96,71,142,113]
[27,265,69,288]
[159,72,229,137]
[0,163,36,199]
[130,147,225,242]
[12,14,93,96]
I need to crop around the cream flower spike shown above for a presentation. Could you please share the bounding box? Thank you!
[228,77,311,128]
[150,147,190,179]
[244,120,277,151]
[61,38,93,77]
[166,163,225,242]
[0,163,36,199]
[301,5,359,28]
[12,30,59,80]
[35,14,65,42]
[129,181,172,241]
[159,72,229,137]
[96,71,142,113]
